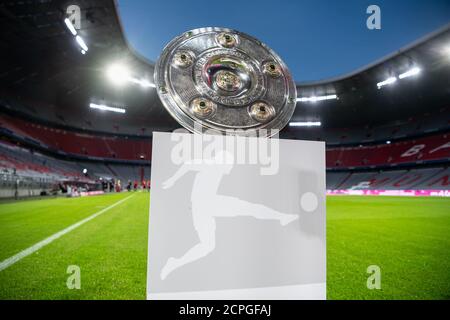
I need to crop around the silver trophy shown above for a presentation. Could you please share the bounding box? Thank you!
[155,27,297,137]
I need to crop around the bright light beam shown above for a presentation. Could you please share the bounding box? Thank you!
[106,64,130,86]
[377,76,397,89]
[297,94,337,102]
[130,78,156,88]
[75,35,88,52]
[444,46,450,58]
[64,18,77,35]
[398,67,421,79]
[106,64,156,88]
[289,121,322,127]
[89,103,126,114]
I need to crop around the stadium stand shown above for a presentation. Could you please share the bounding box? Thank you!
[1,114,151,161]
[0,141,90,183]
[1,108,448,197]
[0,0,448,198]
[0,140,151,198]
[284,106,450,146]
[2,113,448,168]
[327,133,450,168]
[327,167,450,190]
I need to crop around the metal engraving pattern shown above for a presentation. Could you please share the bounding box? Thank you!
[155,27,297,136]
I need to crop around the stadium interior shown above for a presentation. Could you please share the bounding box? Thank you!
[1,0,449,198]
[0,0,449,301]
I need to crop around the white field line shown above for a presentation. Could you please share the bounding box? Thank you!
[0,194,135,272]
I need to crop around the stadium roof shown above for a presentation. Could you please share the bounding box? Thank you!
[1,0,449,136]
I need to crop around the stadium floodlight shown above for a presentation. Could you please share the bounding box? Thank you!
[297,94,337,103]
[89,103,126,114]
[107,65,156,89]
[106,64,130,86]
[398,67,421,79]
[289,121,322,127]
[75,35,88,52]
[443,46,450,58]
[64,18,77,36]
[376,76,397,89]
[106,62,157,89]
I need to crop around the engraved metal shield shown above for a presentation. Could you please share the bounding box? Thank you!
[154,27,297,137]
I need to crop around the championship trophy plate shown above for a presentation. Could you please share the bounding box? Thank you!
[154,27,297,137]
[148,28,325,300]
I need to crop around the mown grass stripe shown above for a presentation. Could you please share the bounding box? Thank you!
[0,194,135,272]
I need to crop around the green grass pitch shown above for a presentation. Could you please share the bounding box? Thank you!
[0,192,449,299]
